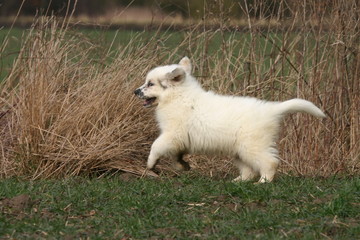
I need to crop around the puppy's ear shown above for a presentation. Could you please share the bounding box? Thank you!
[165,68,186,85]
[179,56,192,74]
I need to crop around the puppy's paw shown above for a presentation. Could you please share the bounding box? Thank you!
[232,176,254,183]
[232,176,242,183]
[173,161,191,171]
[146,162,155,170]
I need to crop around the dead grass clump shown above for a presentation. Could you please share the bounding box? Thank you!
[0,17,164,179]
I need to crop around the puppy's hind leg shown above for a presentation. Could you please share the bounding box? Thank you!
[256,151,279,183]
[235,148,278,183]
[232,158,258,182]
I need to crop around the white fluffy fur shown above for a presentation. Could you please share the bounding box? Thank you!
[135,57,325,183]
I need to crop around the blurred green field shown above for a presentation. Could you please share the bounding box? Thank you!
[0,28,142,81]
[1,27,286,82]
[1,27,319,96]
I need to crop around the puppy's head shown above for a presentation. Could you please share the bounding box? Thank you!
[134,57,192,108]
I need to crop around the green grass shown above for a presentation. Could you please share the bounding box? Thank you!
[1,174,359,239]
[0,27,277,82]
[0,28,24,81]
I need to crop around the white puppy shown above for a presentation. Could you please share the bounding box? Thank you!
[134,57,325,183]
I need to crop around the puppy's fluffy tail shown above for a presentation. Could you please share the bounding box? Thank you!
[276,98,326,118]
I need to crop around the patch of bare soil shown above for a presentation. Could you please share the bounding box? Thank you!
[152,227,178,239]
[118,172,140,182]
[0,194,33,218]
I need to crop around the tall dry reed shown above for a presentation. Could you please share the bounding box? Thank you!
[0,17,164,178]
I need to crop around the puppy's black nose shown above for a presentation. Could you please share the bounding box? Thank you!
[134,89,141,95]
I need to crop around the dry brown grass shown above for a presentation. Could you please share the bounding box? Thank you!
[0,0,359,179]
[0,17,163,179]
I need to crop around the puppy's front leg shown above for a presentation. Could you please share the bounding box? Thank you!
[147,134,175,169]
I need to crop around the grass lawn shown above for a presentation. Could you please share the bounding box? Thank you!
[1,174,359,239]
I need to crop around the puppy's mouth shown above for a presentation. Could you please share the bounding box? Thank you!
[143,97,157,107]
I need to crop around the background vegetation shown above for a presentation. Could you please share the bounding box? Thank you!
[0,0,359,179]
[0,0,343,19]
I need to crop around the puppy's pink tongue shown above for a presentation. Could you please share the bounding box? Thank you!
[144,99,152,107]
[143,97,156,107]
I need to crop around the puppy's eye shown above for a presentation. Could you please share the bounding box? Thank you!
[147,82,154,87]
